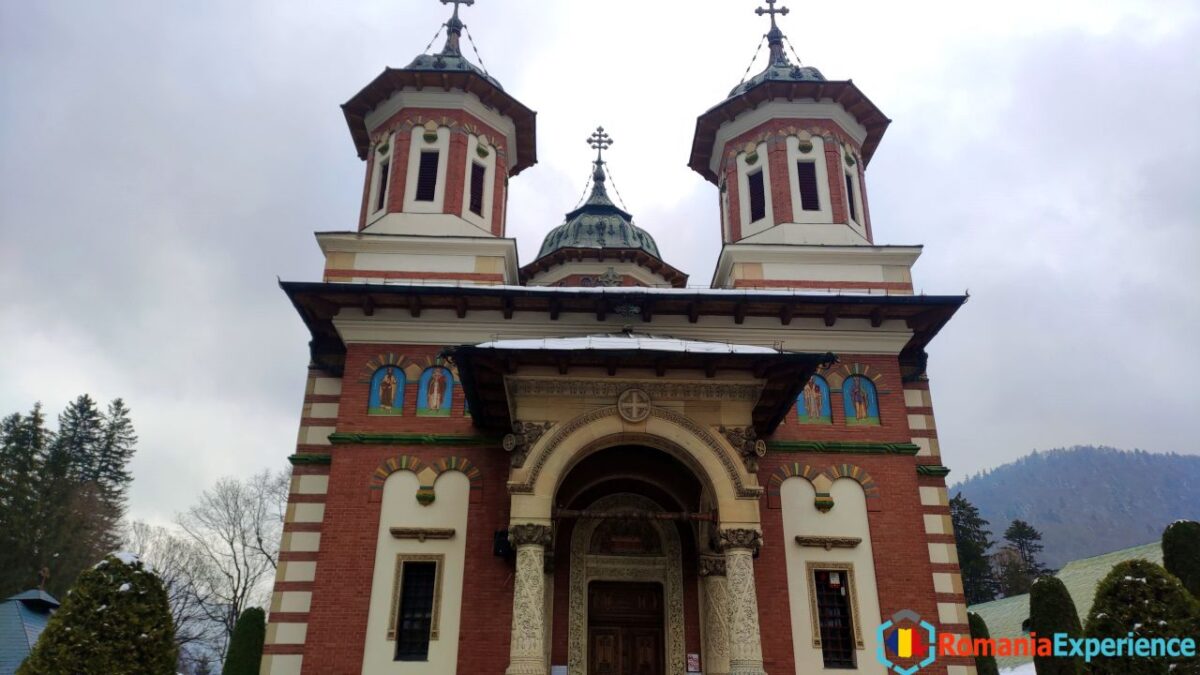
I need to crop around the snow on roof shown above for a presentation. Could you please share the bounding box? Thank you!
[473,333,782,355]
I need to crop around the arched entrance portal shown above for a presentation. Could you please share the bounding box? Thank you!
[553,445,706,675]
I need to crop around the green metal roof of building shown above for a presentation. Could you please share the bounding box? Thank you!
[970,541,1163,671]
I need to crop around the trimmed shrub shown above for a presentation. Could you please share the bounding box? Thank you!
[222,606,267,675]
[968,611,1000,675]
[1029,575,1082,674]
[1084,559,1200,675]
[18,552,177,675]
[1163,520,1200,600]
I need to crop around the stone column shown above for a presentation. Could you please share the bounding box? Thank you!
[699,554,732,675]
[720,529,766,675]
[506,524,553,675]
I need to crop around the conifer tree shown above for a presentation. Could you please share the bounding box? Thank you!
[0,406,51,594]
[1162,520,1200,599]
[222,607,266,675]
[996,519,1048,596]
[967,611,999,675]
[1028,575,1082,675]
[951,492,997,604]
[1084,559,1200,675]
[18,553,178,675]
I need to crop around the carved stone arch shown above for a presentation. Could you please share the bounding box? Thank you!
[429,456,483,504]
[567,493,686,675]
[509,405,761,513]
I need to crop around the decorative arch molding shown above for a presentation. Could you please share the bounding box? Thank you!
[368,454,483,505]
[358,353,460,384]
[567,493,686,675]
[509,405,761,501]
[767,462,881,513]
[825,362,886,391]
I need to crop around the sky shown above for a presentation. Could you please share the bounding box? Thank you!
[1,0,1197,525]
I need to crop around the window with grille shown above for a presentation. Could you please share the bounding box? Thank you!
[748,170,766,222]
[813,569,856,668]
[845,172,858,223]
[469,163,486,216]
[796,161,820,211]
[416,152,440,202]
[374,160,390,213]
[394,561,437,661]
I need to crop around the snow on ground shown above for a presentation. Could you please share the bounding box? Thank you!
[1001,663,1035,675]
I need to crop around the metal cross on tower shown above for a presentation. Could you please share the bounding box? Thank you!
[587,126,614,162]
[755,0,790,30]
[441,0,474,19]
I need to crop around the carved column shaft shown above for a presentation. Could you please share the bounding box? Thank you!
[720,529,766,675]
[506,525,553,675]
[700,555,731,675]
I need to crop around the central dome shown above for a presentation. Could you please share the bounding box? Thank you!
[536,160,660,259]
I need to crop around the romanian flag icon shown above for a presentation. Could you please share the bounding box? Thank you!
[885,627,928,659]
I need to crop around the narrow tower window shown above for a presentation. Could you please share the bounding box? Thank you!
[374,160,391,213]
[416,151,440,202]
[845,172,858,223]
[813,569,856,668]
[797,162,820,211]
[469,163,486,216]
[394,561,437,661]
[748,170,766,222]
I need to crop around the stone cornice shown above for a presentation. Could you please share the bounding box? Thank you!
[288,453,332,466]
[390,527,456,541]
[794,535,861,550]
[916,464,951,477]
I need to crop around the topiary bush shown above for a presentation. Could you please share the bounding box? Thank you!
[222,606,267,675]
[968,611,1000,675]
[1084,559,1200,675]
[1028,575,1082,675]
[18,552,177,675]
[1163,520,1200,600]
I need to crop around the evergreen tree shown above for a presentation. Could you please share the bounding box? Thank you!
[222,607,266,675]
[1028,575,1082,675]
[0,406,52,595]
[18,553,178,675]
[1084,559,1200,675]
[967,611,999,675]
[951,492,997,604]
[1162,520,1200,599]
[995,519,1048,596]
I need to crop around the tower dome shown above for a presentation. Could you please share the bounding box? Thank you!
[522,127,686,288]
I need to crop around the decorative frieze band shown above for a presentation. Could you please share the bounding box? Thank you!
[390,527,456,541]
[506,377,763,402]
[794,535,862,550]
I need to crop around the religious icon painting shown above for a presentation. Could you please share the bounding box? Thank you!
[842,375,880,426]
[417,366,453,417]
[368,366,404,415]
[797,375,832,424]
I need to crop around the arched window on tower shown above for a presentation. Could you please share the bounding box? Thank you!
[842,376,879,426]
[369,366,405,415]
[798,375,832,424]
[417,366,454,417]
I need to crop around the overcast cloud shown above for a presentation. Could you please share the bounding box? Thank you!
[1,0,1197,524]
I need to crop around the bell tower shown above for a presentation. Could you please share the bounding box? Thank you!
[322,0,537,286]
[691,1,921,294]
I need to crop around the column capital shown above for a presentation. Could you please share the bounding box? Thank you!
[508,523,553,548]
[719,528,763,555]
[699,554,727,577]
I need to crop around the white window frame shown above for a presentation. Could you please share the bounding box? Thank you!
[840,144,866,233]
[367,132,395,225]
[786,135,833,224]
[460,134,496,231]
[404,126,450,214]
[737,141,773,235]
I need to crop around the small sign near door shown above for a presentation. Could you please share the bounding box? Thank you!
[687,652,702,673]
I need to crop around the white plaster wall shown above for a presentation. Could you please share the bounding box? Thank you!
[782,478,885,673]
[360,470,469,674]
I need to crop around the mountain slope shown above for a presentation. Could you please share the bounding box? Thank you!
[951,446,1200,569]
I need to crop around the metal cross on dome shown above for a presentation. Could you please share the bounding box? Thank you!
[441,0,474,15]
[755,0,790,29]
[587,126,614,162]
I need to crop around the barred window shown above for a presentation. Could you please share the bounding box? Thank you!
[416,151,440,202]
[389,555,443,661]
[813,569,856,668]
[796,161,820,211]
[469,163,486,216]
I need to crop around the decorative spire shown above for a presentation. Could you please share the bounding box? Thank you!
[755,0,791,66]
[439,0,475,56]
[586,126,614,200]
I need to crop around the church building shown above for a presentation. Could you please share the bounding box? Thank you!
[264,2,975,674]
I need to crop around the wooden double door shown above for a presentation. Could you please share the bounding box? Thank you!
[588,581,664,675]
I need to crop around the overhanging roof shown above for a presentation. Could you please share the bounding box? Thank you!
[446,333,837,434]
[690,79,891,184]
[519,247,689,288]
[280,281,966,379]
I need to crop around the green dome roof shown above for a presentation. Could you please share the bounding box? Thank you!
[404,2,502,90]
[536,158,661,260]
